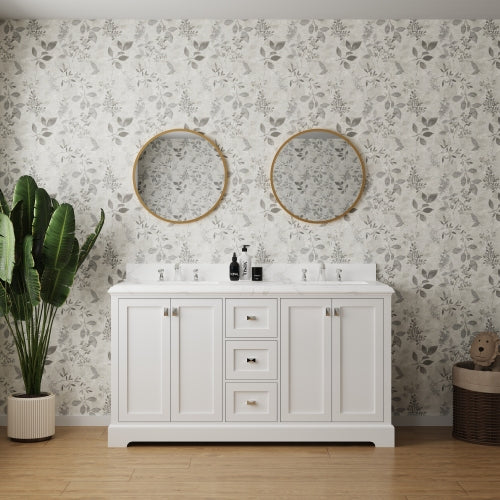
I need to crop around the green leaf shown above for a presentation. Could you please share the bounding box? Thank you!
[32,188,52,268]
[13,175,37,237]
[10,201,25,263]
[0,189,10,216]
[23,235,41,307]
[77,209,105,270]
[40,238,79,307]
[43,204,75,270]
[0,281,10,316]
[9,289,31,321]
[0,213,15,283]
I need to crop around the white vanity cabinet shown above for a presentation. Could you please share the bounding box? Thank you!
[115,297,222,423]
[109,275,394,447]
[281,298,383,423]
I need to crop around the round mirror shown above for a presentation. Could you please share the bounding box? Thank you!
[133,129,228,223]
[270,129,366,224]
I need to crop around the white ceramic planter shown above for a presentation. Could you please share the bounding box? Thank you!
[7,393,55,442]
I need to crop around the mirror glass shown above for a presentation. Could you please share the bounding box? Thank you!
[271,129,365,224]
[133,129,228,223]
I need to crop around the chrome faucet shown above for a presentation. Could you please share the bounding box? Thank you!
[193,268,199,281]
[336,268,343,282]
[302,268,307,282]
[158,268,165,281]
[318,262,326,281]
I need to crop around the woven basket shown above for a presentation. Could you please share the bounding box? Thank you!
[452,361,500,446]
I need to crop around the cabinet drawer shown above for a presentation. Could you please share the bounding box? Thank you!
[226,383,277,421]
[226,340,277,380]
[226,299,277,337]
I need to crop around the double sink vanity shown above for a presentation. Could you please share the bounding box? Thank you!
[115,126,394,446]
[108,263,394,447]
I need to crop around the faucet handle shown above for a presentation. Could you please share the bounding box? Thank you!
[158,268,165,281]
[301,268,307,282]
[193,268,199,281]
[336,268,343,282]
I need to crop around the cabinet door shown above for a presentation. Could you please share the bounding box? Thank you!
[332,298,384,421]
[171,298,223,421]
[281,298,332,421]
[118,299,170,421]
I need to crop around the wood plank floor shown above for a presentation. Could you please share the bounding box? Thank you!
[0,426,499,499]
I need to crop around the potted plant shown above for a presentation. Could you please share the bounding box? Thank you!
[0,175,104,441]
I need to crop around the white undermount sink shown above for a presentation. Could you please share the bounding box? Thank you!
[142,280,370,286]
[156,280,221,285]
[300,280,369,285]
[125,263,376,287]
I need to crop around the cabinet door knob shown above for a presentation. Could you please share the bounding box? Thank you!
[164,307,169,317]
[246,400,257,405]
[246,315,256,320]
[334,308,340,317]
[172,308,178,317]
[246,357,257,363]
[325,307,331,316]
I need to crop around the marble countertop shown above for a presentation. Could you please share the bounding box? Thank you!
[109,280,394,295]
[109,262,394,295]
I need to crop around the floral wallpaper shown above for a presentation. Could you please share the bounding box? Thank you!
[137,133,226,222]
[0,19,499,420]
[272,134,364,221]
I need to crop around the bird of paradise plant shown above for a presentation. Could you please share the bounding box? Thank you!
[0,175,104,396]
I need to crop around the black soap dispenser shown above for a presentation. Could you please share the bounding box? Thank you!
[229,252,240,281]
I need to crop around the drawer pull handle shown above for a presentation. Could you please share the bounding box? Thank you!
[334,308,340,317]
[246,400,257,406]
[246,315,256,320]
[246,357,257,363]
[164,307,169,317]
[325,307,330,316]
[172,308,178,317]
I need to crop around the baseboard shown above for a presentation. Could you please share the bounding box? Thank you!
[0,415,110,426]
[393,415,452,426]
[1,415,451,427]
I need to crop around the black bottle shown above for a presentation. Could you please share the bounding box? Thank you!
[229,253,240,281]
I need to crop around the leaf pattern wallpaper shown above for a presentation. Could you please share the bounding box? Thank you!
[0,19,499,419]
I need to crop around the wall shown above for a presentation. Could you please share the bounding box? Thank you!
[0,19,498,419]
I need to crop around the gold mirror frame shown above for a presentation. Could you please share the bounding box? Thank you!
[133,128,228,224]
[270,128,366,224]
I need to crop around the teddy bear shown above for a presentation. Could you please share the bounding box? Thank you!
[469,331,500,371]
